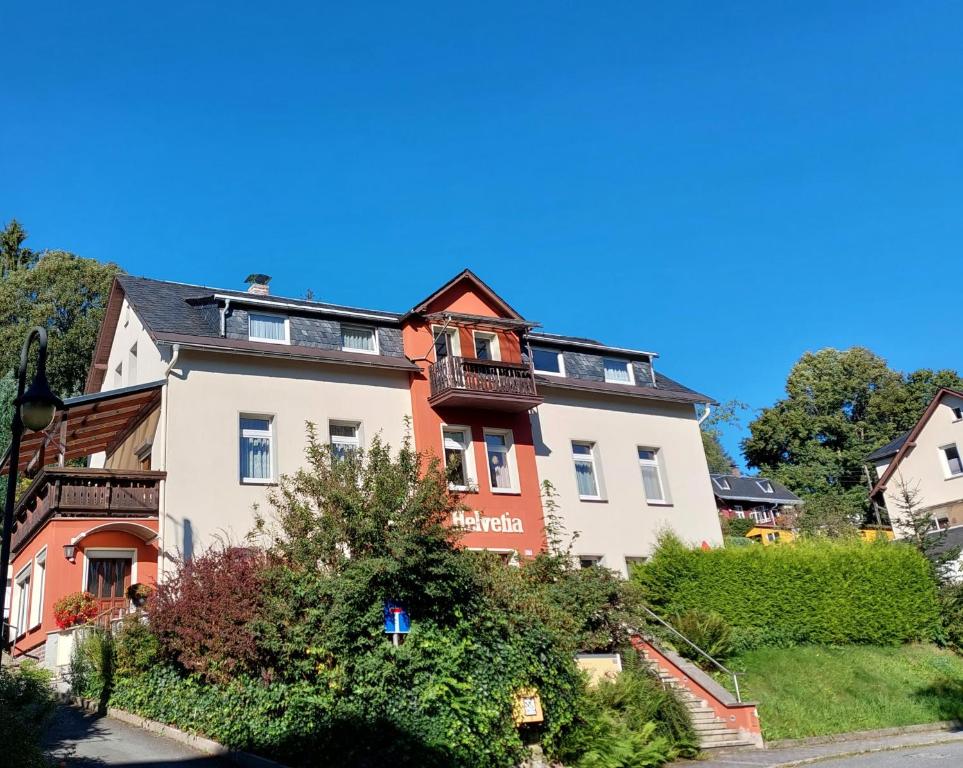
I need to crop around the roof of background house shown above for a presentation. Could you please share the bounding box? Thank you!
[709,473,803,505]
[866,431,910,462]
[89,274,713,404]
[930,525,963,559]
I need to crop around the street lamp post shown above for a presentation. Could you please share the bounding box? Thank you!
[0,327,63,652]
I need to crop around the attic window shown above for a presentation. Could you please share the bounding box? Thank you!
[603,358,634,385]
[713,477,731,490]
[756,480,774,494]
[249,313,289,344]
[953,407,963,421]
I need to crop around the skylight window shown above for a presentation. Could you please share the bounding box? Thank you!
[756,480,774,494]
[713,477,731,490]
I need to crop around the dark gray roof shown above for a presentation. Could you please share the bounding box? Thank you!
[930,526,963,558]
[118,275,401,339]
[709,474,803,504]
[536,370,712,405]
[866,432,910,462]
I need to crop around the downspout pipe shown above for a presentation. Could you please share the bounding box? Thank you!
[697,402,712,426]
[219,299,232,337]
[158,343,180,576]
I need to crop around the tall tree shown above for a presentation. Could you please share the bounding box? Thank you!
[699,400,746,474]
[0,219,37,277]
[743,347,963,527]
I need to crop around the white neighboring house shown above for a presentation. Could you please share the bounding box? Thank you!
[868,387,963,577]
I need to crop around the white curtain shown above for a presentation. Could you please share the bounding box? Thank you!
[250,315,285,341]
[343,327,375,351]
[604,359,631,383]
[640,463,664,501]
[574,460,598,497]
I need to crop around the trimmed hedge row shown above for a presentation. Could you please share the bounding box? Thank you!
[633,537,941,648]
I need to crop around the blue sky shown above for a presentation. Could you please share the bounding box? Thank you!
[3,2,962,465]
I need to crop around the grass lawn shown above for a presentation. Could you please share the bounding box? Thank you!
[725,644,963,740]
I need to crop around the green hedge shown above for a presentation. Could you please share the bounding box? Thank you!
[633,536,941,648]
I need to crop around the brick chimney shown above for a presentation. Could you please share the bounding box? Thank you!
[245,274,271,296]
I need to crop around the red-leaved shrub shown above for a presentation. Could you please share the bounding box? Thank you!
[148,545,266,683]
[53,591,99,629]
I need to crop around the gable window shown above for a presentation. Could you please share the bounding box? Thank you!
[443,427,474,489]
[756,480,774,494]
[484,429,517,492]
[941,444,963,478]
[473,331,499,361]
[342,325,378,354]
[240,416,274,483]
[572,441,602,500]
[433,326,460,360]
[531,347,565,376]
[249,313,289,344]
[128,343,138,384]
[114,363,123,388]
[713,477,731,490]
[603,358,634,384]
[330,422,361,461]
[953,407,963,421]
[638,448,667,504]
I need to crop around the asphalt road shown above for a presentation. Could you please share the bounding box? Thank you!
[44,705,229,767]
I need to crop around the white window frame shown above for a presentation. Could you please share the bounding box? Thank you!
[248,312,290,345]
[467,547,518,566]
[239,414,276,484]
[13,564,31,639]
[341,325,379,355]
[713,477,731,490]
[756,480,774,494]
[638,447,669,505]
[732,504,745,518]
[432,325,461,359]
[578,555,603,569]
[441,424,476,491]
[82,548,139,592]
[940,443,963,479]
[472,331,501,361]
[329,420,362,457]
[531,346,565,377]
[483,428,519,494]
[603,357,635,385]
[29,547,47,630]
[572,441,604,501]
[751,507,775,524]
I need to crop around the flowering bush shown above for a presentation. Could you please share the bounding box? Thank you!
[53,591,98,629]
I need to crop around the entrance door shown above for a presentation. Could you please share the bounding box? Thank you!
[86,556,132,618]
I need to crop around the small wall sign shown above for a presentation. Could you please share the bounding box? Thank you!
[513,688,544,724]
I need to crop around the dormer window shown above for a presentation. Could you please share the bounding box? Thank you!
[532,347,565,376]
[713,477,731,490]
[756,480,774,494]
[249,312,289,344]
[342,325,378,354]
[603,358,634,385]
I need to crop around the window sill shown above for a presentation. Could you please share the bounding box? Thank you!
[342,347,379,355]
[449,485,479,494]
[579,496,608,503]
[645,500,673,507]
[491,488,521,496]
[535,370,566,377]
[241,479,277,486]
[946,473,963,481]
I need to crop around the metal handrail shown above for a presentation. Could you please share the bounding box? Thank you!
[639,604,742,702]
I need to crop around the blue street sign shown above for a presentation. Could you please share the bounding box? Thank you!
[383,601,411,634]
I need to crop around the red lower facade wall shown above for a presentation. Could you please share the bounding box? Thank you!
[9,518,158,656]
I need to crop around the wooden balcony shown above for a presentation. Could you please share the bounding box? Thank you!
[10,468,165,554]
[428,356,543,412]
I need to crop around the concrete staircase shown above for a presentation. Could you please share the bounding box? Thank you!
[633,637,763,751]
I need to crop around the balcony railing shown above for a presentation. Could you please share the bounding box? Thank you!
[428,356,543,412]
[11,468,165,554]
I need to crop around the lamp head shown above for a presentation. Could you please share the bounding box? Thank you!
[18,373,63,432]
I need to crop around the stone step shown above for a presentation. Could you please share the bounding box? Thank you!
[700,737,757,750]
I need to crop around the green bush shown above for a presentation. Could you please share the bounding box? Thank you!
[634,534,940,648]
[0,661,55,768]
[70,627,115,704]
[667,609,734,664]
[115,615,160,678]
[556,662,697,767]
